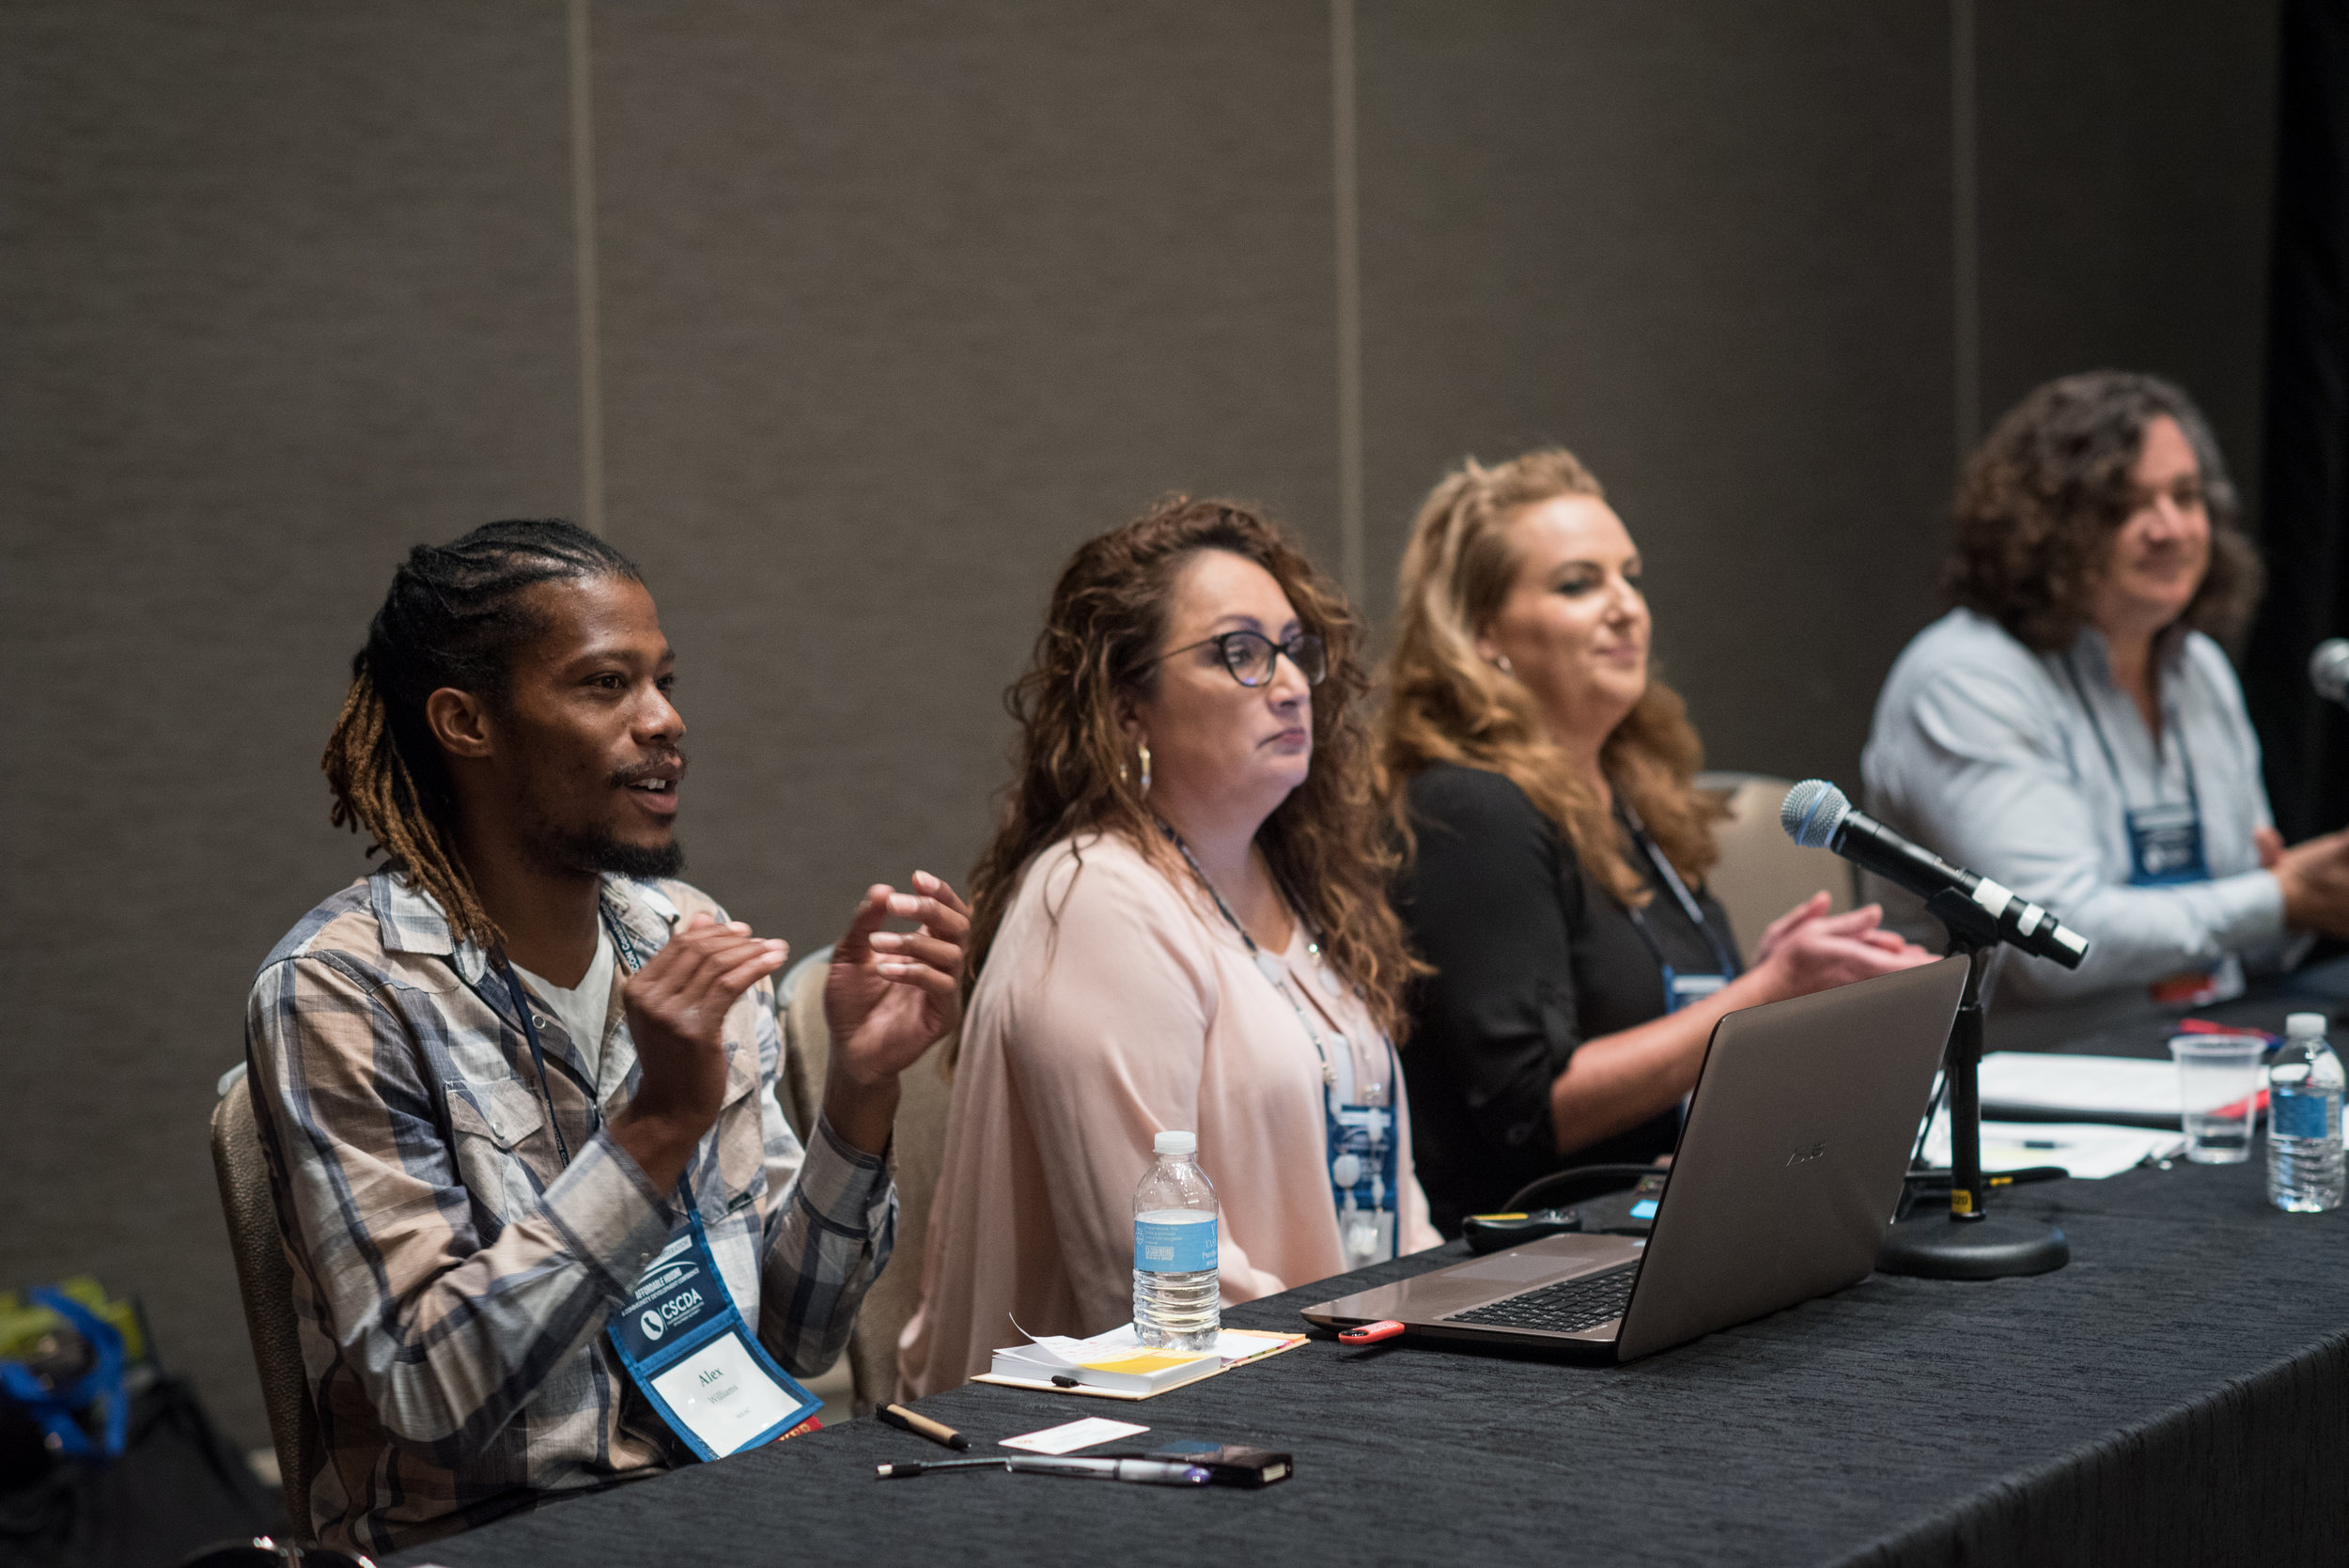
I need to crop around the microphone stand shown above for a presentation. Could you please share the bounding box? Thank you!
[1875,900,2071,1280]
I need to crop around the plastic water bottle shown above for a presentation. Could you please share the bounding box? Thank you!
[2266,1011,2344,1213]
[1132,1131,1220,1351]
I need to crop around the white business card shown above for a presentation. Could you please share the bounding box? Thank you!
[998,1416,1149,1455]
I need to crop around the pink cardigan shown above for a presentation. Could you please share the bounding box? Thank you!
[897,831,1439,1398]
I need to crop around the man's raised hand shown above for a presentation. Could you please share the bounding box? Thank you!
[612,911,788,1190]
[822,871,972,1154]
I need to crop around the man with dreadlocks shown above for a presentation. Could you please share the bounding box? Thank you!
[244,520,969,1552]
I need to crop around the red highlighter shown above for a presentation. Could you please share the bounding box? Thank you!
[1337,1319,1406,1345]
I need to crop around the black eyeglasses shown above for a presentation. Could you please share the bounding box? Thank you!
[177,1541,374,1568]
[1153,629,1328,689]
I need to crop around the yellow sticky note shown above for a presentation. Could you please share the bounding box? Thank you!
[1080,1352,1205,1375]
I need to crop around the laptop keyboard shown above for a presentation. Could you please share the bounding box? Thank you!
[1443,1263,1638,1334]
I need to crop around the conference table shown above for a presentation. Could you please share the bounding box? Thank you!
[390,997,2349,1568]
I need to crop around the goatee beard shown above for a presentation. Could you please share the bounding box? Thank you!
[531,827,685,881]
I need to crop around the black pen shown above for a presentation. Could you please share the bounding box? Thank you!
[876,1456,1210,1486]
[877,1457,1004,1478]
[879,1403,970,1451]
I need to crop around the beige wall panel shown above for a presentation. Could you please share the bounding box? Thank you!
[1356,1,1954,795]
[589,0,1339,955]
[0,2,580,1447]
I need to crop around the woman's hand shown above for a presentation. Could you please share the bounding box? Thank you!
[2274,830,2349,938]
[1750,891,1916,967]
[2256,826,2286,870]
[1749,890,1830,967]
[821,871,972,1155]
[1751,901,1933,1002]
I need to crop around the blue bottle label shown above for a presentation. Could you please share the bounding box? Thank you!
[1134,1217,1218,1274]
[2272,1086,2334,1141]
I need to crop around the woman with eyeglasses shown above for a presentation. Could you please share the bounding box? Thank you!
[897,496,1437,1397]
[1378,451,1931,1236]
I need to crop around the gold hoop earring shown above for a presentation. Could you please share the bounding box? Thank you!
[1137,739,1153,797]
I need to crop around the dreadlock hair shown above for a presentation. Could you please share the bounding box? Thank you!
[322,520,644,952]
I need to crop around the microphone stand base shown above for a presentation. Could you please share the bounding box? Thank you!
[1876,1214,2070,1280]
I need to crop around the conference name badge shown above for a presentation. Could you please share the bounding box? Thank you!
[1666,970,1728,1013]
[2123,800,2212,888]
[606,1204,818,1462]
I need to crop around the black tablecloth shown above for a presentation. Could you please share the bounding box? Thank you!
[389,1157,2349,1568]
[1988,953,2349,1058]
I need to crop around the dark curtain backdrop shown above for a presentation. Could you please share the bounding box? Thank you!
[2252,0,2349,841]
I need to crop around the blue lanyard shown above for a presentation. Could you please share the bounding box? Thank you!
[1157,819,1403,1253]
[1157,819,1389,1094]
[2061,653,2201,819]
[501,962,577,1168]
[1618,802,1740,982]
[496,905,645,1173]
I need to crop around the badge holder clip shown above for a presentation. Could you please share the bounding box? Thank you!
[607,1204,821,1461]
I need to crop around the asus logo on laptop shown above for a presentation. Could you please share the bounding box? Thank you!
[1784,1141,1827,1167]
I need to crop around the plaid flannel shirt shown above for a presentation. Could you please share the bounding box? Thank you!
[245,869,894,1554]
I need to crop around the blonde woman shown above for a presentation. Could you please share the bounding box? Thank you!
[1378,450,1929,1234]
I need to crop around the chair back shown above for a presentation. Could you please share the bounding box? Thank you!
[774,949,956,1412]
[1694,771,1857,966]
[210,1069,319,1543]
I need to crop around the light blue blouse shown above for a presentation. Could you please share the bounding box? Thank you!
[1861,608,2292,1016]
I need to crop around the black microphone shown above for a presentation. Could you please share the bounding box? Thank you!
[1781,780,2089,969]
[2310,639,2349,707]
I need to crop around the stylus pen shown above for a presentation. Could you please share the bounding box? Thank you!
[879,1403,970,1451]
[876,1457,1211,1486]
[1009,1456,1211,1486]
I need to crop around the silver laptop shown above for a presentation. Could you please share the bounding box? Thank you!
[1301,956,1968,1362]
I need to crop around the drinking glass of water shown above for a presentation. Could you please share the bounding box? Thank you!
[2169,1033,2268,1164]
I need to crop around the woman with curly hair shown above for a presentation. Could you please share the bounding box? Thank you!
[897,496,1438,1396]
[1864,371,2349,1043]
[1379,450,1928,1236]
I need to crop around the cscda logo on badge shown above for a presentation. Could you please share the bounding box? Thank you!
[640,1309,666,1341]
[647,1287,705,1338]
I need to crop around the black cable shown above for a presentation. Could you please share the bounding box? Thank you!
[1908,1070,1947,1171]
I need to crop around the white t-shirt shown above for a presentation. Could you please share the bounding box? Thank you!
[512,924,618,1092]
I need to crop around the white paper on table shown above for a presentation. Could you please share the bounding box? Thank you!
[995,1322,1302,1373]
[991,1324,1141,1375]
[1977,1052,2184,1120]
[1921,1108,2186,1179]
[998,1416,1150,1454]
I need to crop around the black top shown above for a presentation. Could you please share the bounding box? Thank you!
[1395,761,1739,1235]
